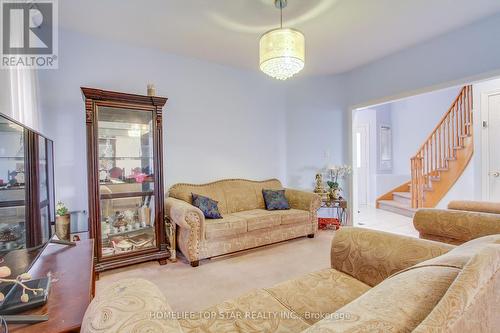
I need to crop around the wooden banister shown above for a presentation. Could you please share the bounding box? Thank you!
[410,85,473,208]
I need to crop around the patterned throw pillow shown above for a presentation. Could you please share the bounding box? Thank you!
[262,189,290,210]
[192,193,222,219]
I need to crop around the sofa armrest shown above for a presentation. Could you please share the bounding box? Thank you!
[448,200,500,214]
[165,197,205,265]
[330,227,454,286]
[165,197,205,231]
[285,188,321,213]
[413,208,500,245]
[82,278,183,333]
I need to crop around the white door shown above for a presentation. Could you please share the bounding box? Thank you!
[486,92,500,201]
[355,124,369,206]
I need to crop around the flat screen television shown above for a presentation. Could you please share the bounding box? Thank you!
[0,113,55,279]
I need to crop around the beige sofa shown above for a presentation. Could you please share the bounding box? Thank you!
[414,200,500,245]
[165,178,321,266]
[82,227,500,332]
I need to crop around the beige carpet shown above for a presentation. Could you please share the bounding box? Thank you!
[98,230,335,312]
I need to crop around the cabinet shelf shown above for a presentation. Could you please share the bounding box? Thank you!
[98,156,153,160]
[0,157,24,160]
[0,186,25,190]
[0,200,25,208]
[99,190,153,200]
[101,224,154,239]
[99,180,154,186]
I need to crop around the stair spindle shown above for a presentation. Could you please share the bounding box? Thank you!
[438,127,442,170]
[450,114,453,155]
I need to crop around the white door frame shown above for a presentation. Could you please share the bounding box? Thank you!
[353,122,370,213]
[481,89,500,200]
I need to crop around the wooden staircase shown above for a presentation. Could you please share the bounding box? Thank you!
[377,85,474,217]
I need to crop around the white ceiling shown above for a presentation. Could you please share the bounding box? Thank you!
[60,0,500,76]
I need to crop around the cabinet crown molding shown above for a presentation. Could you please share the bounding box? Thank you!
[81,87,168,108]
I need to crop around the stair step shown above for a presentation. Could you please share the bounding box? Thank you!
[378,200,416,218]
[393,192,411,199]
[460,134,469,138]
[445,157,457,161]
[453,145,464,150]
[392,192,411,204]
[437,167,449,172]
[429,176,441,182]
[408,184,433,192]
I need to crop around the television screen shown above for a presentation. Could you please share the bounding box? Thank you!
[0,113,54,277]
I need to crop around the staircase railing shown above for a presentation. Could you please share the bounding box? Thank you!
[410,85,473,208]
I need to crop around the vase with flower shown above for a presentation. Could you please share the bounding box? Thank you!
[326,165,352,204]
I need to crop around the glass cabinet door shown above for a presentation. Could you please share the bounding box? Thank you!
[0,118,26,251]
[97,107,157,258]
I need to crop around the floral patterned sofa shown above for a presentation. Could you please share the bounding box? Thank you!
[165,179,321,266]
[82,227,500,332]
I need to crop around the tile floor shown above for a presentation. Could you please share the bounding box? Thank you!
[352,205,418,237]
[318,204,418,237]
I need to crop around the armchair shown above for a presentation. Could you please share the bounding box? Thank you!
[414,200,500,245]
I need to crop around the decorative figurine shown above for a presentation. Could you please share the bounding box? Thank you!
[314,173,325,193]
[112,212,127,228]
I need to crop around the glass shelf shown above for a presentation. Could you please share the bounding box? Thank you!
[100,179,153,185]
[98,156,153,160]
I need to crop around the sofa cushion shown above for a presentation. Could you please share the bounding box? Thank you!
[204,214,247,240]
[414,233,500,269]
[223,185,260,213]
[279,209,311,225]
[82,279,183,333]
[232,209,282,232]
[192,193,222,219]
[170,186,228,214]
[265,268,371,325]
[413,244,500,333]
[169,179,283,214]
[179,289,310,333]
[304,265,461,332]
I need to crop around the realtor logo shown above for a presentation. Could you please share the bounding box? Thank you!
[1,0,58,68]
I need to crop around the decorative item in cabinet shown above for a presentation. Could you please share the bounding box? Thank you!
[82,87,170,272]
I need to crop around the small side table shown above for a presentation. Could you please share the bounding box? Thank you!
[331,199,348,225]
[319,198,349,226]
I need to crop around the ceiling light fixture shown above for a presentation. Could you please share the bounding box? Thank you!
[259,0,305,80]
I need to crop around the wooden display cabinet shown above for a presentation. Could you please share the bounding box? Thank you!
[82,87,169,272]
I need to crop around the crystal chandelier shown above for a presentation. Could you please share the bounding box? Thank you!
[259,0,305,80]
